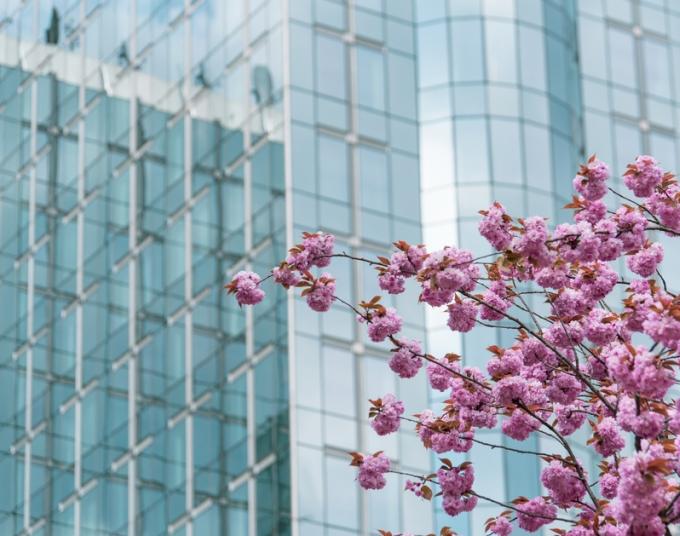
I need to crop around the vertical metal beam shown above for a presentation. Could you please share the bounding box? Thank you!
[23,1,39,530]
[241,2,257,534]
[183,2,195,535]
[281,0,298,534]
[128,1,139,533]
[74,1,87,534]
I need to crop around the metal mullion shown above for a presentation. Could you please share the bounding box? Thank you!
[183,2,196,535]
[73,1,87,534]
[241,2,257,535]
[22,1,40,530]
[128,1,139,534]
[346,2,371,534]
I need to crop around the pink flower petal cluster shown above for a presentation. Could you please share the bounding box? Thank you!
[574,198,607,224]
[305,274,336,312]
[447,299,478,333]
[515,216,551,266]
[583,308,619,345]
[438,462,476,517]
[479,202,513,250]
[357,452,390,490]
[545,372,581,405]
[389,339,423,378]
[362,307,402,342]
[502,410,541,441]
[426,357,456,391]
[555,402,587,436]
[370,394,404,436]
[492,376,528,405]
[553,221,600,263]
[613,206,647,252]
[599,472,618,499]
[480,282,511,321]
[516,497,557,532]
[377,243,426,294]
[623,155,663,198]
[286,232,335,270]
[272,264,300,288]
[647,182,680,232]
[642,290,680,352]
[229,271,265,305]
[489,516,513,536]
[617,396,663,439]
[416,410,473,453]
[418,247,479,306]
[541,461,586,506]
[613,445,668,535]
[627,242,663,277]
[572,157,609,201]
[592,417,625,457]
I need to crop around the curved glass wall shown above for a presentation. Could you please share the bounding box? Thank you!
[416,1,583,533]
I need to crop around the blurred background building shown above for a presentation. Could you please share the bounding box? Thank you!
[0,1,679,536]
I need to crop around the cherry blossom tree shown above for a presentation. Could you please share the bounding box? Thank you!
[226,155,680,536]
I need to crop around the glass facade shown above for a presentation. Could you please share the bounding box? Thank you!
[0,1,288,535]
[415,1,680,535]
[577,0,680,271]
[415,1,583,533]
[0,1,430,536]
[287,2,432,535]
[3,1,680,536]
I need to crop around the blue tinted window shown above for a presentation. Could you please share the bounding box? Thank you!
[417,22,449,87]
[643,39,672,99]
[318,135,349,202]
[451,19,484,82]
[315,34,346,99]
[357,46,385,111]
[485,21,517,84]
[608,28,637,89]
[359,146,389,213]
[455,119,489,183]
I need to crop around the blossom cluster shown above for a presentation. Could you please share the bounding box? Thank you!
[228,155,680,535]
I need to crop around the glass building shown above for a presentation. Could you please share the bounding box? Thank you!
[3,1,680,536]
[0,1,431,535]
[415,0,680,534]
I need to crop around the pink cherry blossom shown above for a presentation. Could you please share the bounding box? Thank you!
[573,157,610,201]
[626,242,663,277]
[356,452,390,490]
[228,271,265,305]
[447,299,478,332]
[370,394,404,436]
[541,461,586,506]
[363,307,402,342]
[479,202,513,250]
[623,155,663,198]
[516,497,557,532]
[305,274,336,312]
[389,339,423,378]
[230,154,680,536]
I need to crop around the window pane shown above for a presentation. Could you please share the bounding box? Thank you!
[359,146,389,212]
[357,46,385,111]
[318,135,349,202]
[316,34,346,99]
[643,39,671,99]
[608,28,637,89]
[491,120,522,184]
[455,119,489,183]
[417,21,449,87]
[451,19,484,82]
[322,346,356,418]
[485,21,517,84]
